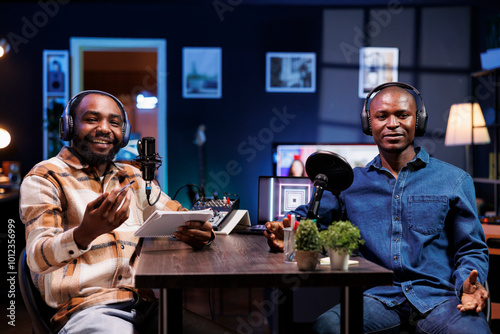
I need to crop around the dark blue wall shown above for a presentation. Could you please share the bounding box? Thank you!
[0,2,499,225]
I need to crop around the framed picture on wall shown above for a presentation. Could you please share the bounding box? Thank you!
[358,47,399,98]
[182,47,222,99]
[266,52,316,93]
[43,50,69,160]
[46,52,68,93]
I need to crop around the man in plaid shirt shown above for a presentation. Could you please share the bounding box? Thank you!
[20,91,216,333]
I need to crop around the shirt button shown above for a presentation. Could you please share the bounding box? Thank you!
[120,245,124,249]
[394,237,399,242]
[69,250,74,255]
[395,195,399,199]
[394,256,398,261]
[395,216,399,221]
[405,288,410,292]
[118,275,122,280]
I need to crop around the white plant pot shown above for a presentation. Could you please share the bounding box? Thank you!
[329,248,350,270]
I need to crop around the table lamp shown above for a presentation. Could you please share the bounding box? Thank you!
[444,102,491,173]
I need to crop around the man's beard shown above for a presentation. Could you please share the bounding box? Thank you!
[73,132,121,167]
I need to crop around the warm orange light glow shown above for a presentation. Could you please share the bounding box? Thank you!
[0,38,10,58]
[0,128,11,149]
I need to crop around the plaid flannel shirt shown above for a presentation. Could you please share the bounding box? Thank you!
[19,147,184,330]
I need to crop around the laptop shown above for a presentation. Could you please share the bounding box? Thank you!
[257,176,313,224]
[236,176,313,235]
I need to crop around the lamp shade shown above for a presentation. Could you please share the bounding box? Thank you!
[444,103,491,146]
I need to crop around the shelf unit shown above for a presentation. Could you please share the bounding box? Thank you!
[471,67,499,216]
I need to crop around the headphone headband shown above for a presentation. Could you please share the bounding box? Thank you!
[59,90,131,148]
[360,82,428,137]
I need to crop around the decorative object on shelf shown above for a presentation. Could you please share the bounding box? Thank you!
[1,161,21,186]
[481,14,500,70]
[294,219,321,271]
[320,220,364,270]
[480,48,500,71]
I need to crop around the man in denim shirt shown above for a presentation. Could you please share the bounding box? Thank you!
[265,83,490,333]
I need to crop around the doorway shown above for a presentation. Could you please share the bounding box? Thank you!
[70,37,168,191]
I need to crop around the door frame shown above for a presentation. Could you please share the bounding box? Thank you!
[70,37,168,192]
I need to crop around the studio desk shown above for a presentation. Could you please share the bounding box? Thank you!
[135,234,393,334]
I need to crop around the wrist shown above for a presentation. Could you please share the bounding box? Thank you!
[73,226,94,249]
[205,230,216,247]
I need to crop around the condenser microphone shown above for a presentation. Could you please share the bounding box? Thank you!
[135,137,162,205]
[305,151,354,225]
[306,173,328,220]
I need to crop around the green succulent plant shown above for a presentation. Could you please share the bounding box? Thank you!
[294,219,322,252]
[320,220,364,256]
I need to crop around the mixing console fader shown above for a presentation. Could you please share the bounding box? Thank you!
[192,197,240,231]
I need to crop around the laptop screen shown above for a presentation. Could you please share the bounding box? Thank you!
[257,176,313,224]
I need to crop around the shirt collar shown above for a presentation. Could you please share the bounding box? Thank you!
[57,146,122,175]
[367,146,429,170]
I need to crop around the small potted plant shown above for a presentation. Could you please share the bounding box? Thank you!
[320,220,364,270]
[294,219,321,271]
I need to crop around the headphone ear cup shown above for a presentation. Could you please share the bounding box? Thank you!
[120,106,131,148]
[415,105,428,137]
[121,119,131,148]
[59,109,73,141]
[360,99,372,136]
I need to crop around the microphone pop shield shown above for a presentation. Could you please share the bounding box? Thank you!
[305,150,353,193]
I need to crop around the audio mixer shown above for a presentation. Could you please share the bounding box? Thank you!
[192,197,240,231]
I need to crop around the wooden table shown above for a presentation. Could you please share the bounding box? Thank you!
[135,234,393,334]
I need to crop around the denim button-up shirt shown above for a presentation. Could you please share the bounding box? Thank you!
[292,147,488,314]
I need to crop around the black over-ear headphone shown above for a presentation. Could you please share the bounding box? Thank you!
[59,90,131,148]
[361,82,428,137]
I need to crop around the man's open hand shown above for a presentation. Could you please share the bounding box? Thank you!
[457,269,489,313]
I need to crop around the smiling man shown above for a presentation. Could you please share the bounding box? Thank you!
[264,83,490,333]
[20,91,217,333]
[71,92,123,170]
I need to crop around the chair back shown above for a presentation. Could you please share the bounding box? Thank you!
[18,247,56,334]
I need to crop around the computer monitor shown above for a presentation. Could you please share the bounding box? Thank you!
[257,176,313,224]
[273,143,379,177]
